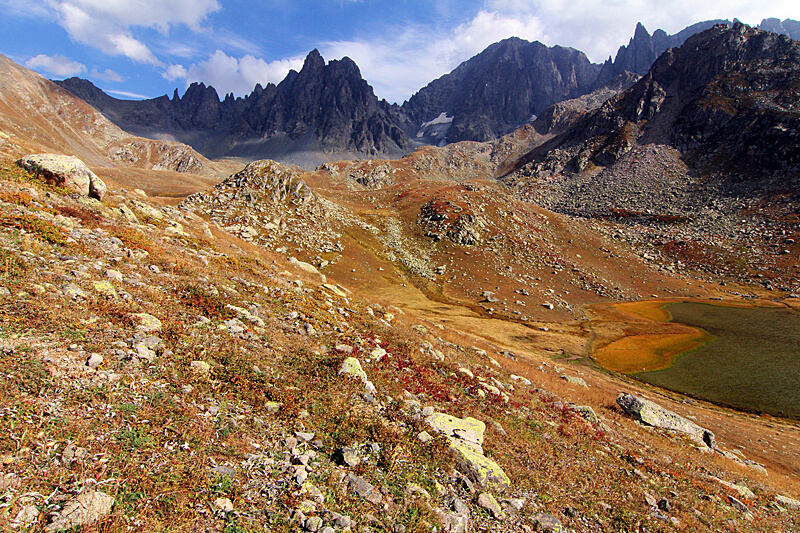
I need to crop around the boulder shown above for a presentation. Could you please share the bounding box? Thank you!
[17,154,107,200]
[617,393,716,448]
[426,413,486,446]
[45,491,114,531]
[449,439,511,493]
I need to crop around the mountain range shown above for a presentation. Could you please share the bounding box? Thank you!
[52,17,799,168]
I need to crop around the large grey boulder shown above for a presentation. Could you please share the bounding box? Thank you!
[17,154,106,200]
[617,393,716,448]
[45,491,114,531]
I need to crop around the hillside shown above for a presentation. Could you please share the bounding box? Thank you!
[1,21,800,533]
[2,153,800,532]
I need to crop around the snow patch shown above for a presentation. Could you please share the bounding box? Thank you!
[416,112,454,145]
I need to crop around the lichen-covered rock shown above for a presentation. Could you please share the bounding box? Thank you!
[339,357,368,383]
[18,154,106,200]
[133,313,162,333]
[449,439,511,493]
[426,413,486,446]
[617,393,716,448]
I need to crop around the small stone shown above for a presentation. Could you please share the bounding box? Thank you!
[531,512,562,532]
[213,497,233,512]
[504,498,526,511]
[347,474,382,505]
[561,375,587,387]
[643,491,658,507]
[63,283,87,299]
[86,353,103,369]
[305,516,323,532]
[295,431,315,443]
[190,361,211,374]
[477,492,505,520]
[418,431,433,443]
[92,280,117,298]
[132,313,162,332]
[339,447,360,468]
[406,483,431,500]
[61,443,88,465]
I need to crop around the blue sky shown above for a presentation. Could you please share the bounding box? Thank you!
[2,0,800,104]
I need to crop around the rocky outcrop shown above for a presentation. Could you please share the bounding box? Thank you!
[617,393,716,448]
[17,154,106,200]
[402,37,600,143]
[419,197,483,246]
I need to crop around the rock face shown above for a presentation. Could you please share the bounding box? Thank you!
[594,20,729,86]
[504,23,800,220]
[56,50,409,166]
[17,154,106,200]
[616,393,716,448]
[402,37,600,143]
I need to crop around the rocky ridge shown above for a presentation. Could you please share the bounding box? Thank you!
[56,50,409,167]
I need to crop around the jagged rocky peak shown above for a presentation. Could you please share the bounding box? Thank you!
[594,19,731,87]
[759,17,800,39]
[402,36,600,143]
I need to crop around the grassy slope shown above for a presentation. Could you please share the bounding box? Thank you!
[0,159,799,532]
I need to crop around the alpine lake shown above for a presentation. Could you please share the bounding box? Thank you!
[594,301,800,420]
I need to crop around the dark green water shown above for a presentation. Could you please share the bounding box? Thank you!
[633,302,800,420]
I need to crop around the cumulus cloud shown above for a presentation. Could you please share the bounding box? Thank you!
[320,0,800,102]
[163,51,305,97]
[320,10,547,103]
[43,0,221,65]
[25,54,86,77]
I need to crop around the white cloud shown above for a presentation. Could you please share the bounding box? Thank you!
[106,89,151,99]
[91,68,125,82]
[163,64,189,81]
[320,0,800,103]
[163,50,305,97]
[25,53,86,77]
[319,10,547,103]
[42,0,221,65]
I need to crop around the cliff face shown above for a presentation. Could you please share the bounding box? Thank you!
[402,37,600,143]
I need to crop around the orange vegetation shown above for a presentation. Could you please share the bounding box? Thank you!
[593,330,713,373]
